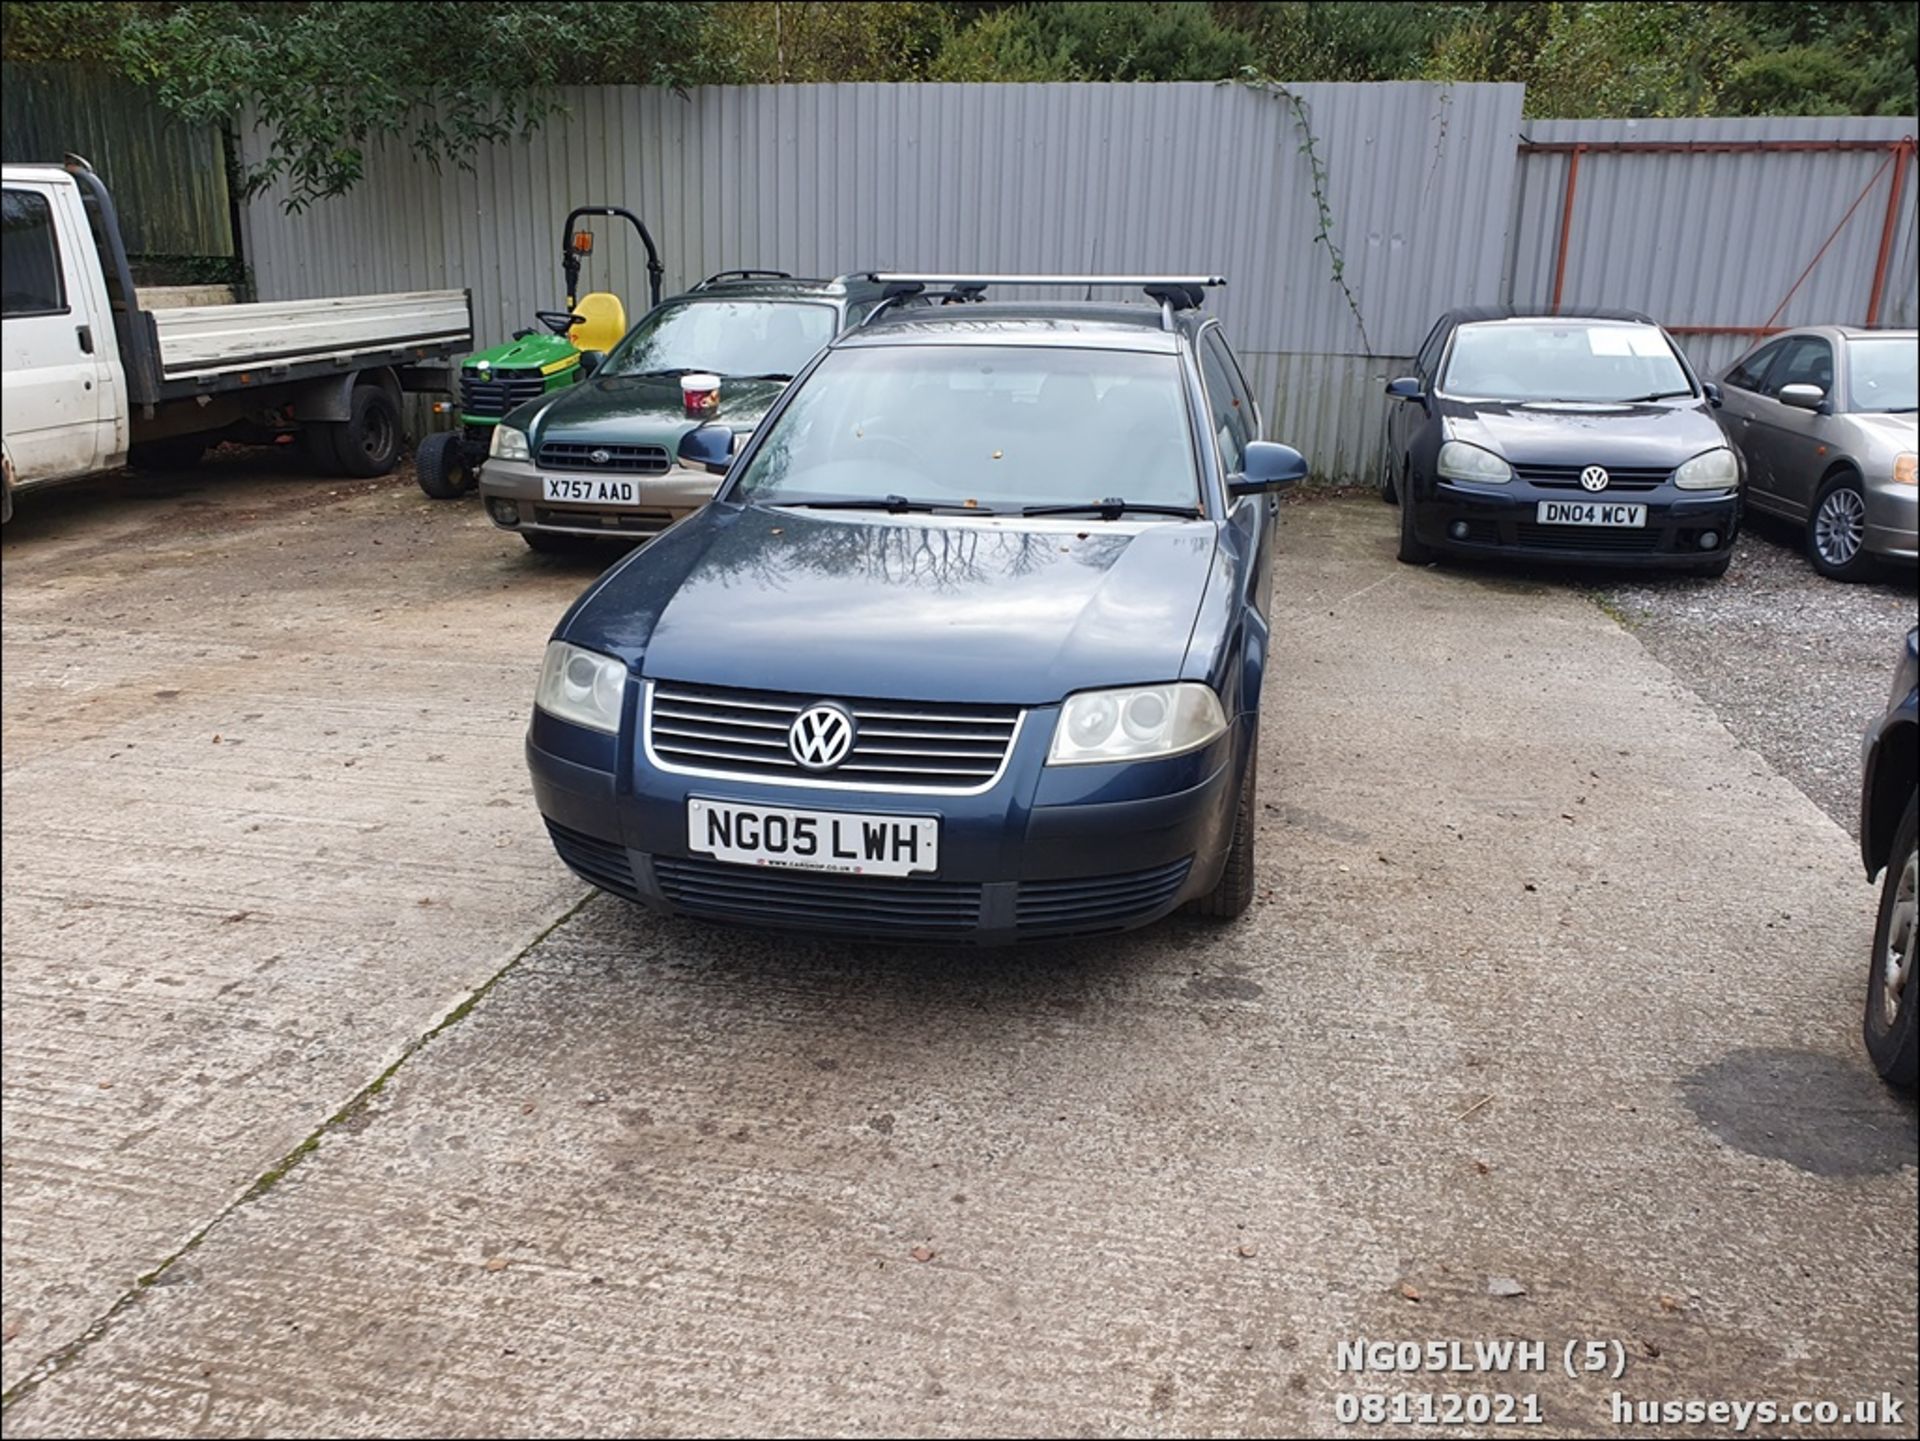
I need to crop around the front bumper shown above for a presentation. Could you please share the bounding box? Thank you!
[1411,479,1740,568]
[1863,476,1918,563]
[525,706,1244,944]
[478,456,719,542]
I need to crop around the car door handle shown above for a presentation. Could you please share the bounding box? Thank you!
[76,324,93,354]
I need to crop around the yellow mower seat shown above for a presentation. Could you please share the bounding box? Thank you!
[569,292,627,353]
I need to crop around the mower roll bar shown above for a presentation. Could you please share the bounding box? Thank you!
[562,206,663,311]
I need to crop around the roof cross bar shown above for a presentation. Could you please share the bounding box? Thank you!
[866,273,1225,311]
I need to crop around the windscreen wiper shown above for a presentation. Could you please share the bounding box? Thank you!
[1616,390,1694,403]
[728,372,794,382]
[770,495,996,514]
[619,367,703,379]
[1021,499,1202,520]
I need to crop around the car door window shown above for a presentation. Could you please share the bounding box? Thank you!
[1724,338,1787,394]
[2,188,68,317]
[1199,330,1250,474]
[1763,337,1833,399]
[1413,317,1448,382]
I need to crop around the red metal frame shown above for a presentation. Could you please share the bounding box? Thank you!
[1523,135,1916,334]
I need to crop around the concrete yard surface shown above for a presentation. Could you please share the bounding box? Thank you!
[2,474,1915,1436]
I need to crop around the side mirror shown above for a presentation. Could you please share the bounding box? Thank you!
[1228,440,1309,497]
[579,349,606,378]
[1385,376,1424,402]
[1778,383,1826,412]
[678,423,734,476]
[1702,381,1722,408]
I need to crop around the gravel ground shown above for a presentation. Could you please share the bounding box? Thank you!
[1590,515,1918,839]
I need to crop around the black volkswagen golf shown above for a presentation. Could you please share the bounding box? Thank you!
[1381,307,1742,574]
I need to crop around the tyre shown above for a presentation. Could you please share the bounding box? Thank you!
[1379,446,1399,505]
[328,385,403,478]
[522,530,597,554]
[1396,475,1433,564]
[1186,752,1257,921]
[126,436,208,473]
[1807,471,1876,582]
[1864,793,1919,1090]
[414,429,472,499]
[1693,550,1732,579]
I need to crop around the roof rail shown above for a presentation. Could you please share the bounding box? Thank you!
[691,268,795,290]
[867,273,1223,307]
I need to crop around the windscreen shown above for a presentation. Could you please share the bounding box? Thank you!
[604,299,836,380]
[1848,337,1918,413]
[1442,322,1693,404]
[730,345,1199,512]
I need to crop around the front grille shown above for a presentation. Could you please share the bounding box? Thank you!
[532,505,678,536]
[538,441,671,474]
[1513,463,1671,491]
[654,856,982,935]
[1016,858,1194,934]
[545,820,641,901]
[1513,523,1662,553]
[460,369,545,420]
[648,682,1022,791]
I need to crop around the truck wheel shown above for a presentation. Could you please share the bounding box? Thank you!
[127,437,208,473]
[329,386,403,478]
[414,430,473,499]
[1186,754,1257,921]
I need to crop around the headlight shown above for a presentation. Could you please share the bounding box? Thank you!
[1436,440,1513,484]
[1674,446,1739,490]
[534,640,626,733]
[1047,683,1227,766]
[490,425,531,462]
[1894,452,1917,486]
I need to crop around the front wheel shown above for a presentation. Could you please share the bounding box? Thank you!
[1396,477,1434,564]
[1807,472,1875,582]
[127,437,208,473]
[1378,439,1399,505]
[414,430,473,499]
[1186,754,1257,921]
[1864,794,1919,1090]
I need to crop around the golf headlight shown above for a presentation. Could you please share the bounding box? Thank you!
[534,641,626,733]
[1674,446,1739,490]
[1048,683,1228,765]
[1437,440,1513,484]
[491,425,532,462]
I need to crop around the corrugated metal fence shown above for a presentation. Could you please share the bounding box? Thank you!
[1,63,233,258]
[234,84,1916,481]
[1506,116,1918,381]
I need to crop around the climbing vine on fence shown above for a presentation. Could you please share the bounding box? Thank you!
[1239,75,1377,358]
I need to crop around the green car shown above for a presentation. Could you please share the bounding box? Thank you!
[479,272,899,552]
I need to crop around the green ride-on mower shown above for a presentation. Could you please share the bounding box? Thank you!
[416,207,662,499]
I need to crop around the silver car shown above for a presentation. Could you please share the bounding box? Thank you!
[1716,326,1917,580]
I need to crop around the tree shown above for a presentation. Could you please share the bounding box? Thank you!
[935,2,1255,84]
[81,2,734,210]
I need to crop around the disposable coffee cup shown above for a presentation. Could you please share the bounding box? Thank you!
[682,373,721,417]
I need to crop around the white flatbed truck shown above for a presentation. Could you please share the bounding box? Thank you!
[2,157,472,521]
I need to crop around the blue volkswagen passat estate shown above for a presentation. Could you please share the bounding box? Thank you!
[524,274,1306,942]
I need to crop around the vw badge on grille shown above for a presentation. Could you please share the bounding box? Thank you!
[1579,465,1610,492]
[589,448,612,465]
[789,702,856,771]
